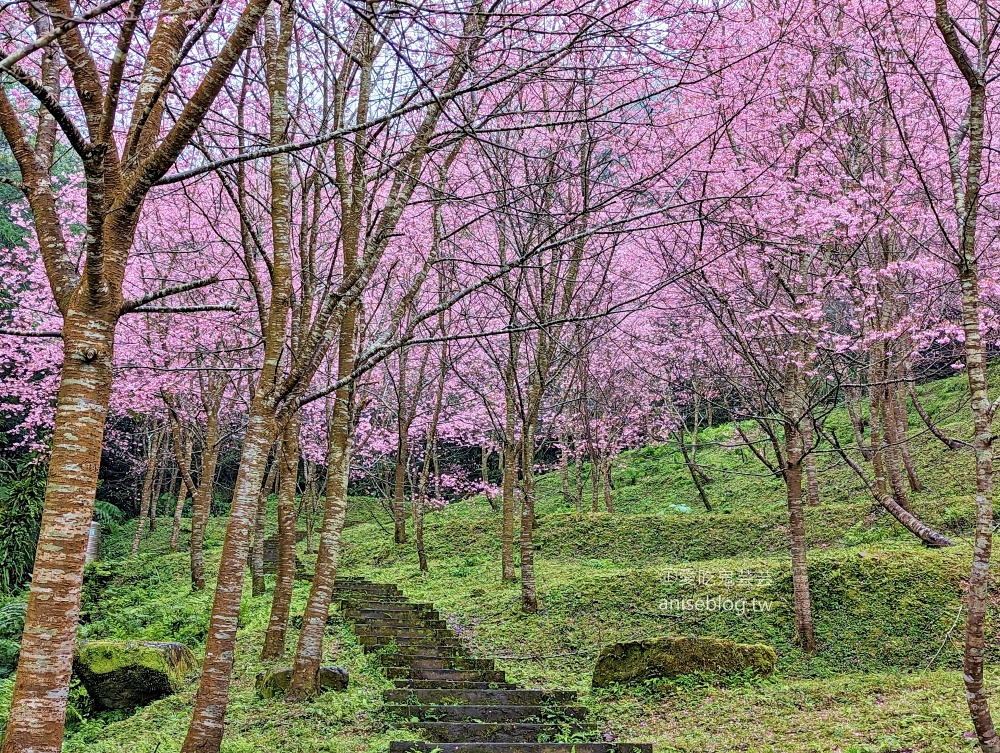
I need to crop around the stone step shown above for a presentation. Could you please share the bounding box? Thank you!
[338,579,651,753]
[393,679,519,690]
[364,643,469,658]
[334,587,403,598]
[389,744,653,753]
[354,626,455,639]
[383,689,578,706]
[408,721,595,744]
[350,614,449,626]
[386,705,589,723]
[385,668,508,683]
[333,588,412,604]
[344,615,454,635]
[340,598,434,610]
[378,656,495,671]
[343,608,442,621]
[358,635,463,649]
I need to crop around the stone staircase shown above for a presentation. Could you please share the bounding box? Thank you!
[334,577,653,753]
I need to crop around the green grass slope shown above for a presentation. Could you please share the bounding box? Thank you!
[0,372,995,752]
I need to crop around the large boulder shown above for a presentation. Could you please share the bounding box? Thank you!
[592,636,775,688]
[73,640,196,709]
[256,666,349,699]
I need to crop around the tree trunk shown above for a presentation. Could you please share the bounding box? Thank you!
[149,460,164,532]
[957,262,998,750]
[894,387,923,491]
[845,385,872,461]
[301,459,316,554]
[909,381,966,450]
[602,454,613,513]
[482,444,497,511]
[676,428,711,511]
[879,384,911,512]
[1,310,117,753]
[868,370,894,506]
[262,418,300,660]
[590,452,599,513]
[574,449,583,514]
[519,423,538,613]
[784,423,815,654]
[559,438,570,504]
[191,404,222,591]
[132,425,164,556]
[252,450,280,596]
[181,408,277,752]
[501,378,518,582]
[433,445,441,499]
[415,340,448,572]
[393,415,408,544]
[285,316,357,699]
[171,428,194,551]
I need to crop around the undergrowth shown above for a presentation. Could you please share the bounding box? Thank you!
[0,372,994,751]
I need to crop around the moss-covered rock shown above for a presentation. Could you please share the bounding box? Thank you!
[255,666,349,698]
[72,640,196,709]
[592,635,776,688]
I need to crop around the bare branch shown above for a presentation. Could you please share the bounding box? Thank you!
[129,304,239,314]
[0,328,62,338]
[0,0,130,70]
[120,275,220,314]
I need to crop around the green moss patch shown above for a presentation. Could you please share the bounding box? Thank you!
[592,636,776,688]
[73,641,196,709]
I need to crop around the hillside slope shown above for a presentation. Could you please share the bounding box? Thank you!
[1,373,995,752]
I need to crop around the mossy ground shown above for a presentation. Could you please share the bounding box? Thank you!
[0,372,996,751]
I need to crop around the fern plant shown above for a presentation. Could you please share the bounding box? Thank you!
[0,459,45,595]
[94,499,125,533]
[0,600,26,640]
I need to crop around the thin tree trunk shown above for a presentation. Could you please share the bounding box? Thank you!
[845,385,872,461]
[482,444,497,511]
[149,458,164,532]
[519,423,538,613]
[433,445,441,499]
[784,430,815,654]
[574,447,583,513]
[559,437,570,504]
[191,397,223,591]
[415,337,448,572]
[300,459,316,554]
[171,427,194,551]
[262,418,300,660]
[602,454,613,513]
[590,452,599,513]
[879,384,911,512]
[182,408,278,751]
[285,316,357,699]
[393,412,409,544]
[908,381,967,450]
[929,13,999,747]
[132,426,164,556]
[180,4,292,742]
[676,428,711,511]
[959,263,998,751]
[894,387,923,491]
[252,448,280,596]
[501,371,518,582]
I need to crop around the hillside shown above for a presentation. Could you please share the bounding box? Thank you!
[2,373,996,752]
